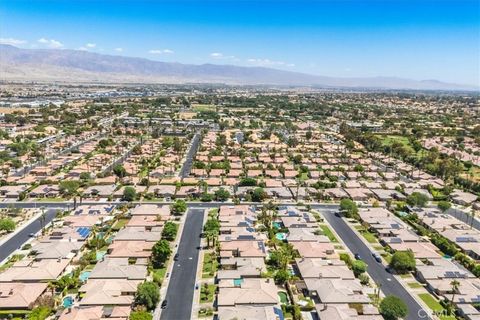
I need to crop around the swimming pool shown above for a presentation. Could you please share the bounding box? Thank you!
[272,222,282,229]
[79,271,91,282]
[275,233,287,240]
[233,278,243,286]
[63,296,74,308]
[96,251,107,261]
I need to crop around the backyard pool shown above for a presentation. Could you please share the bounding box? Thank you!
[63,296,74,308]
[233,278,243,286]
[275,233,287,240]
[96,251,107,261]
[79,271,91,282]
[272,222,282,229]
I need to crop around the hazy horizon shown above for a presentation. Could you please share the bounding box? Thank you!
[0,0,479,86]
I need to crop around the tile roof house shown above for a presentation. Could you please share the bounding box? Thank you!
[59,306,131,320]
[78,279,140,306]
[304,278,370,304]
[315,303,382,320]
[0,282,47,310]
[217,278,279,307]
[0,258,70,282]
[89,258,147,280]
[217,306,282,320]
[295,258,354,279]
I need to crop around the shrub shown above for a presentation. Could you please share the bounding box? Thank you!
[134,282,160,311]
[379,295,408,320]
[390,251,416,274]
[129,311,152,320]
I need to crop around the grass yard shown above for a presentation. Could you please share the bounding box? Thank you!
[152,267,167,284]
[379,135,415,153]
[193,104,216,112]
[418,293,456,320]
[408,282,424,289]
[381,252,392,264]
[319,225,338,242]
[200,284,216,303]
[359,230,378,243]
[202,252,218,279]
[112,218,129,231]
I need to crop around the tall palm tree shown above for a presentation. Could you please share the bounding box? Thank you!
[450,279,460,308]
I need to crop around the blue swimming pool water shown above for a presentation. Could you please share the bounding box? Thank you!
[273,222,282,229]
[79,271,91,282]
[275,233,287,240]
[96,251,107,261]
[233,278,243,286]
[63,296,74,308]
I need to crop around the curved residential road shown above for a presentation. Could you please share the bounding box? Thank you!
[318,207,430,320]
[0,208,58,262]
[159,208,205,320]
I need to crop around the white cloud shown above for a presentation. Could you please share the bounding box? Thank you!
[149,49,174,54]
[78,47,88,51]
[246,58,295,67]
[0,37,27,46]
[114,48,123,52]
[86,43,96,48]
[210,52,236,60]
[38,38,63,48]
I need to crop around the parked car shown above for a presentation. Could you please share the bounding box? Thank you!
[174,253,179,261]
[161,300,168,309]
[354,253,362,260]
[372,252,382,263]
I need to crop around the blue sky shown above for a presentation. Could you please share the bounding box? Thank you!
[1,0,479,85]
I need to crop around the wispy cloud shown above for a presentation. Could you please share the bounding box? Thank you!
[0,37,27,46]
[86,43,96,48]
[210,52,238,61]
[114,47,123,52]
[247,58,295,67]
[38,38,63,48]
[149,49,174,54]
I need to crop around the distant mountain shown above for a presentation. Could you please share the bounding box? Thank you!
[0,44,476,90]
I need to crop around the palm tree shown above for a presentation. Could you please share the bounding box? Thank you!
[450,279,460,310]
[469,210,477,229]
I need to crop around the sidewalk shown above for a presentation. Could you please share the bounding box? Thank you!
[190,208,209,320]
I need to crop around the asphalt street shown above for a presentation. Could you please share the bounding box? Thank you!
[320,208,429,320]
[160,208,205,320]
[0,208,57,262]
[179,132,200,178]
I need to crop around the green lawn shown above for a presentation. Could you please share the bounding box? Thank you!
[112,218,129,231]
[202,252,218,279]
[417,293,455,320]
[193,104,216,112]
[299,172,309,181]
[408,282,424,289]
[319,225,338,242]
[36,197,65,202]
[381,252,392,264]
[153,267,167,284]
[379,135,415,153]
[200,284,216,303]
[359,230,378,243]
